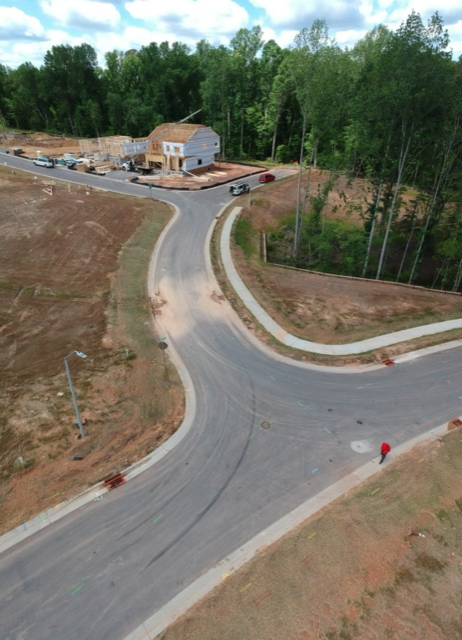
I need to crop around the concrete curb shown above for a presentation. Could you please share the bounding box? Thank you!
[0,202,197,556]
[123,417,460,640]
[221,206,462,356]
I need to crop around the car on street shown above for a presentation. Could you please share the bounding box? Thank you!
[33,156,54,168]
[230,181,250,196]
[259,172,275,183]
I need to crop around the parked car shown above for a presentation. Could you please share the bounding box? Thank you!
[66,159,83,169]
[259,173,275,183]
[33,156,54,168]
[230,181,250,196]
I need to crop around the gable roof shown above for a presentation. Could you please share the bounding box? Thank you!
[147,123,216,144]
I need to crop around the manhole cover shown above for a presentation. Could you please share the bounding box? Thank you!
[261,422,271,429]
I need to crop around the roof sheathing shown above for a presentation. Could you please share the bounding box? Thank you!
[147,123,208,144]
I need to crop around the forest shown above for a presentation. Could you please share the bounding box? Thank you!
[1,11,462,289]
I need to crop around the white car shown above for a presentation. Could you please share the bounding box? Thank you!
[34,156,54,168]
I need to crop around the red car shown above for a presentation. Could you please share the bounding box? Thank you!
[259,173,275,183]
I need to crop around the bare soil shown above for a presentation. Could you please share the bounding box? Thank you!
[136,162,265,190]
[250,168,373,230]
[0,165,183,533]
[2,131,81,159]
[163,428,462,640]
[233,259,462,345]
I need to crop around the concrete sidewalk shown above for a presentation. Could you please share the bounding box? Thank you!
[221,207,462,356]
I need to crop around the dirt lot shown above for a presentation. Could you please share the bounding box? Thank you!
[163,427,462,640]
[233,260,462,345]
[1,131,81,159]
[0,165,183,533]
[135,161,265,190]
[224,172,462,345]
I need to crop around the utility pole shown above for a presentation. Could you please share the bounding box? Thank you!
[64,351,87,439]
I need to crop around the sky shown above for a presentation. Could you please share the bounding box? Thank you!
[1,0,462,68]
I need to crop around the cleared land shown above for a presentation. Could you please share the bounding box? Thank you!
[163,428,462,640]
[137,161,265,190]
[0,166,183,533]
[1,131,81,158]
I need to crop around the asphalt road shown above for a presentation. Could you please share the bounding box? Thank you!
[1,154,462,640]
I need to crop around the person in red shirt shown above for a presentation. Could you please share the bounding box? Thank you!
[380,442,391,464]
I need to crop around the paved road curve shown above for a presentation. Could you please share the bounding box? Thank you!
[1,155,462,640]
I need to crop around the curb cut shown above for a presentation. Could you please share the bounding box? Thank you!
[123,416,460,640]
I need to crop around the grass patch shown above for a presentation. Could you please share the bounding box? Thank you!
[233,217,255,258]
[111,206,168,354]
[110,201,184,425]
[414,553,446,573]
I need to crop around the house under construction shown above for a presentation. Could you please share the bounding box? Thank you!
[79,124,220,173]
[79,135,132,163]
[125,124,221,172]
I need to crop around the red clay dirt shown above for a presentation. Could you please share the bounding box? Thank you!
[2,131,81,159]
[136,161,265,190]
[0,165,183,533]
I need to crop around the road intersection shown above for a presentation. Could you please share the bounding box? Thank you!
[1,155,462,640]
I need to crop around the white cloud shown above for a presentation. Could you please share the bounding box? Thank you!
[40,0,121,31]
[257,25,298,48]
[93,26,192,55]
[448,20,462,57]
[125,0,249,40]
[358,0,388,26]
[404,0,462,24]
[335,28,368,47]
[1,30,93,67]
[0,6,45,41]
[248,0,365,30]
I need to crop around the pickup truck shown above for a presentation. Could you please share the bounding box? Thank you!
[229,181,250,196]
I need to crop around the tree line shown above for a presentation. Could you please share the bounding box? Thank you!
[1,11,462,289]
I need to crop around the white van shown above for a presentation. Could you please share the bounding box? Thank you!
[34,156,54,168]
